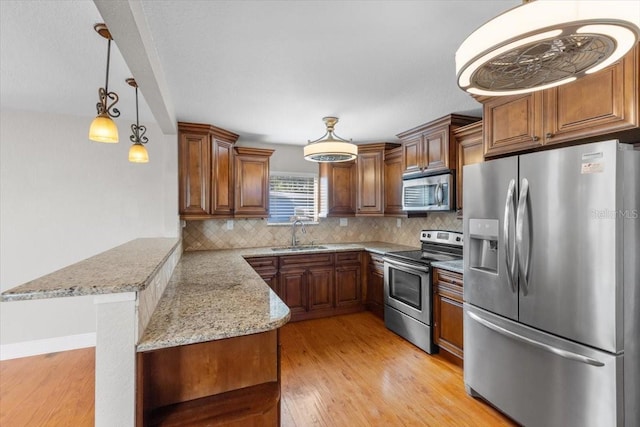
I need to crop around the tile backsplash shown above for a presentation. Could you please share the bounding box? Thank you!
[183,213,462,251]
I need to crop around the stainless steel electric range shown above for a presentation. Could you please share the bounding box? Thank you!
[383,230,463,353]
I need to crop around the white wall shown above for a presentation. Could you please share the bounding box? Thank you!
[237,140,318,175]
[0,110,179,350]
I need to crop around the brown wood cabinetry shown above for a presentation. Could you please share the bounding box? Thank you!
[178,122,239,220]
[366,253,385,319]
[335,251,362,308]
[356,143,400,216]
[136,329,281,426]
[432,268,464,366]
[483,44,639,157]
[245,256,278,292]
[383,146,405,217]
[454,121,484,212]
[319,161,357,217]
[397,114,481,176]
[234,147,274,218]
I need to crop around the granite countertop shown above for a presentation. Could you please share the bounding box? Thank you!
[137,241,418,352]
[431,259,464,274]
[1,238,181,302]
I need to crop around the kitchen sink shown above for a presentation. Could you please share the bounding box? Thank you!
[270,245,328,252]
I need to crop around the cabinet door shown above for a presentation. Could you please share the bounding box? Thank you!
[178,132,211,217]
[234,148,271,218]
[384,147,405,216]
[307,266,334,312]
[279,268,307,315]
[357,150,384,216]
[335,264,362,308]
[401,135,423,175]
[424,127,449,171]
[484,92,544,157]
[211,139,234,216]
[454,122,484,211]
[544,45,638,145]
[432,268,464,365]
[319,161,356,217]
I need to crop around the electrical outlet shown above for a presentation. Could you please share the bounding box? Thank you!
[340,218,348,227]
[226,219,234,230]
[396,218,402,228]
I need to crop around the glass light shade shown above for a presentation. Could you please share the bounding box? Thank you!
[304,140,358,162]
[455,0,640,96]
[89,113,119,143]
[128,143,149,163]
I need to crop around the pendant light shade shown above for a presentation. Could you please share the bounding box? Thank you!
[89,113,119,143]
[126,78,149,163]
[304,117,357,162]
[455,1,640,96]
[128,143,149,163]
[89,24,120,142]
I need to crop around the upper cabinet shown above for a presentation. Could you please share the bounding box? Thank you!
[454,121,484,213]
[356,143,400,216]
[383,146,405,217]
[397,114,481,177]
[178,122,239,220]
[319,161,357,217]
[483,44,639,158]
[234,147,274,218]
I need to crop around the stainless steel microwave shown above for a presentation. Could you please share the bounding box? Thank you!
[402,171,453,211]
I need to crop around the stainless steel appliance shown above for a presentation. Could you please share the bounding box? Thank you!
[463,140,639,426]
[402,171,454,211]
[384,230,463,353]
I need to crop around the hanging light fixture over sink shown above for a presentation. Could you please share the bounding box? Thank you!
[304,117,357,162]
[89,23,120,143]
[455,0,640,96]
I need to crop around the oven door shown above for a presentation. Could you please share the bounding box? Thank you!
[383,258,431,325]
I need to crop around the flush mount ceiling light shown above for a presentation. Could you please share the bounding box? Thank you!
[304,117,357,162]
[89,23,120,143]
[455,0,640,96]
[126,78,149,163]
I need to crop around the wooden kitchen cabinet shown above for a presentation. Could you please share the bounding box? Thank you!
[432,268,464,366]
[178,122,239,220]
[245,256,279,292]
[335,251,362,308]
[483,44,640,157]
[454,121,484,212]
[356,143,400,216]
[366,253,385,319]
[383,146,405,217]
[319,160,357,217]
[397,114,481,176]
[234,147,274,218]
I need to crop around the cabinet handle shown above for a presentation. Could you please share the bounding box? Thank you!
[532,136,540,142]
[545,132,554,139]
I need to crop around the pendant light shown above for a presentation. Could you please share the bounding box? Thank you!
[304,117,357,162]
[126,78,149,163]
[455,1,640,96]
[89,24,120,143]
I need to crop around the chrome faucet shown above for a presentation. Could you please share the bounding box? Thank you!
[291,220,307,246]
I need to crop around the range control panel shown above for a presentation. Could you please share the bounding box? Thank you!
[420,230,463,247]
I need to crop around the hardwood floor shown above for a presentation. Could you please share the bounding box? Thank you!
[0,312,515,426]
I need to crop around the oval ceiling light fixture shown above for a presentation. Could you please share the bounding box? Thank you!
[455,0,640,96]
[126,78,149,163]
[89,24,120,143]
[304,117,358,162]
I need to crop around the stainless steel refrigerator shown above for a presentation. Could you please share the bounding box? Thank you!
[463,140,639,426]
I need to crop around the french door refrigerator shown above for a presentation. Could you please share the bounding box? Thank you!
[463,140,639,427]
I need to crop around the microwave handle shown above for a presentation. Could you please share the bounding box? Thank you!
[435,183,443,206]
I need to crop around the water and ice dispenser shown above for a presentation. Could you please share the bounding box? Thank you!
[468,219,499,274]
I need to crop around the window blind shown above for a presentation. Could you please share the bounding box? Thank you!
[269,173,317,223]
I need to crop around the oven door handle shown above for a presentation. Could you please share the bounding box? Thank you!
[384,258,429,273]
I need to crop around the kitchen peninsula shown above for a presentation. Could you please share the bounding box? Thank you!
[1,238,416,426]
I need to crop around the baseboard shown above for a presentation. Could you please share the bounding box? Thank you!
[0,332,96,361]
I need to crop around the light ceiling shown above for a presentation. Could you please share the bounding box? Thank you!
[0,0,520,145]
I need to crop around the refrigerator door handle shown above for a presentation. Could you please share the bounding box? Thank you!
[503,179,517,293]
[516,178,532,295]
[467,311,605,367]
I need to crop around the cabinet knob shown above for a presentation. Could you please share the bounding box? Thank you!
[545,132,554,139]
[532,136,540,142]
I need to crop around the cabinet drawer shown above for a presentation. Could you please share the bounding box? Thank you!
[245,256,278,270]
[336,251,361,265]
[280,253,334,269]
[433,269,463,287]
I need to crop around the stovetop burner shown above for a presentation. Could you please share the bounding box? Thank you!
[385,230,463,266]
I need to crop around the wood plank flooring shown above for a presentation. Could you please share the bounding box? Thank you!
[0,312,515,426]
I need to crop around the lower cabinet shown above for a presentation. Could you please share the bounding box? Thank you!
[248,251,364,322]
[136,330,281,426]
[366,253,385,319]
[432,268,464,366]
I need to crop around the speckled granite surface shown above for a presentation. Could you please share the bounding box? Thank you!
[1,238,181,301]
[137,242,417,352]
[431,259,464,274]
